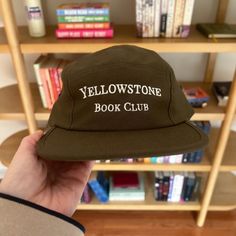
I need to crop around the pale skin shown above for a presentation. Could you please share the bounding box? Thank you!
[0,130,94,217]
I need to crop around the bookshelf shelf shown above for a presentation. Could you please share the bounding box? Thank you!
[76,172,236,211]
[0,82,229,121]
[0,25,236,54]
[1,128,236,173]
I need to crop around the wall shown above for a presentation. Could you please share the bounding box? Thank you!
[0,0,236,144]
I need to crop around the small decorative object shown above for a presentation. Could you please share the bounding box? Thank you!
[24,0,46,37]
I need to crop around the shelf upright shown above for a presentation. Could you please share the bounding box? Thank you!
[0,0,37,133]
[197,72,236,226]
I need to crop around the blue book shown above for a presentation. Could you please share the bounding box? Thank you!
[88,172,109,203]
[57,3,109,16]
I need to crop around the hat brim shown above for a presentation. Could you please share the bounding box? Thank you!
[36,121,208,161]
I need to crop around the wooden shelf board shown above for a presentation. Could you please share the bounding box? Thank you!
[209,172,236,211]
[3,25,233,53]
[0,82,228,121]
[0,27,9,53]
[1,128,236,172]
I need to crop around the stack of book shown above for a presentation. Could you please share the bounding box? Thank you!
[212,81,231,107]
[109,172,145,201]
[33,55,70,109]
[183,87,210,108]
[136,0,195,38]
[154,171,201,202]
[55,3,113,39]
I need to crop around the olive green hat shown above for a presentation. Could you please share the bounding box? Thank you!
[36,45,208,161]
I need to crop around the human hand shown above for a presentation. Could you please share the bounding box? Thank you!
[0,130,94,217]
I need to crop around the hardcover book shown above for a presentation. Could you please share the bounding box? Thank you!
[196,23,236,38]
[57,15,110,23]
[57,3,109,16]
[56,28,114,38]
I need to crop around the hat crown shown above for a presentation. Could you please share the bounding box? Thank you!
[48,45,193,131]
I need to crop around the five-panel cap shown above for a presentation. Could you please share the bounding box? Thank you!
[36,45,208,161]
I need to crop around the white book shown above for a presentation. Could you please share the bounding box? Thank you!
[167,171,174,201]
[169,155,176,164]
[142,0,148,37]
[169,172,184,202]
[181,0,195,37]
[175,154,183,163]
[165,0,176,37]
[154,0,161,37]
[136,0,143,37]
[172,0,185,37]
[149,0,155,37]
[33,55,48,108]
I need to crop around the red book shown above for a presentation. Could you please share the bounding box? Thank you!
[112,172,139,188]
[55,28,114,38]
[58,22,110,30]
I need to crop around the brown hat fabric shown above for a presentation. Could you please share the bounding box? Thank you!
[36,45,208,161]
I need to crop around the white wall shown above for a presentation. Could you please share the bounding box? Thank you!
[0,0,236,143]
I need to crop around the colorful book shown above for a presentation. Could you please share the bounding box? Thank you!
[56,3,109,16]
[33,55,48,108]
[88,172,109,203]
[181,0,195,37]
[183,87,209,108]
[57,15,110,23]
[56,28,113,38]
[58,22,110,30]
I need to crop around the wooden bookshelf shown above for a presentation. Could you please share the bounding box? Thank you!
[0,0,235,227]
[0,82,229,121]
[0,25,236,54]
[1,128,236,173]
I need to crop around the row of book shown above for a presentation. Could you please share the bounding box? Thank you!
[34,55,70,109]
[154,171,201,202]
[55,3,113,39]
[80,171,201,203]
[95,121,211,164]
[136,0,195,38]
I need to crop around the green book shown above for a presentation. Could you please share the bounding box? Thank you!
[196,23,236,38]
[57,15,109,23]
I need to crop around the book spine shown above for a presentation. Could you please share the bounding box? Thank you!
[172,0,185,37]
[49,67,59,102]
[39,68,53,109]
[45,67,55,106]
[57,15,110,23]
[88,179,109,203]
[180,173,188,202]
[154,0,161,37]
[33,58,47,108]
[170,172,184,202]
[52,65,61,97]
[142,0,148,37]
[136,0,143,37]
[57,8,109,16]
[58,22,110,30]
[162,175,170,201]
[165,0,176,37]
[56,29,113,38]
[184,174,196,201]
[181,0,195,37]
[167,172,174,201]
[191,176,201,201]
[160,0,169,36]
